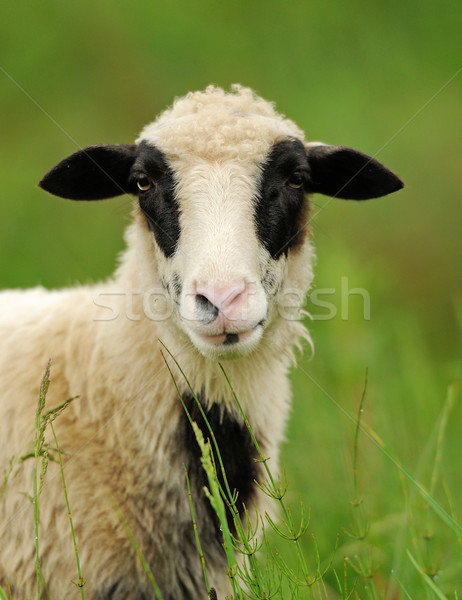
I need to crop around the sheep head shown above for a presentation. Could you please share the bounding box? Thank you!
[39,85,403,359]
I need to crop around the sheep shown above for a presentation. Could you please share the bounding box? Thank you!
[0,85,403,599]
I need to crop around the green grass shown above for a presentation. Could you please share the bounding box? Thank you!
[282,274,462,597]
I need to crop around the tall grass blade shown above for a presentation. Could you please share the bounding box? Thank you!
[33,360,52,600]
[0,585,10,600]
[353,368,368,502]
[391,571,416,600]
[111,499,164,600]
[184,466,210,595]
[190,422,244,600]
[48,419,85,598]
[360,418,462,538]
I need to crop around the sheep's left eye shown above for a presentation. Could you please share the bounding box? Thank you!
[136,176,152,192]
[286,173,304,189]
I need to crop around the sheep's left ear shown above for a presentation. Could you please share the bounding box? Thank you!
[39,144,138,200]
[305,144,404,200]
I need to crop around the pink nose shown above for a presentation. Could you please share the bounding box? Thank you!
[195,281,247,321]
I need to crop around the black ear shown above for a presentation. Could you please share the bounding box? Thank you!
[305,144,404,200]
[38,144,138,200]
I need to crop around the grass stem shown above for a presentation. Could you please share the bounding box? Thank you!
[48,419,85,598]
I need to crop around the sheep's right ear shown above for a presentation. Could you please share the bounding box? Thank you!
[39,144,138,200]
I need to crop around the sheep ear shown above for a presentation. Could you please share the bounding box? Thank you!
[39,144,138,200]
[305,144,404,200]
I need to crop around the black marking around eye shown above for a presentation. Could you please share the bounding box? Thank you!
[131,141,180,258]
[255,139,311,260]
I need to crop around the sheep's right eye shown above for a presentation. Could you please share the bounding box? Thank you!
[286,172,304,189]
[136,176,152,192]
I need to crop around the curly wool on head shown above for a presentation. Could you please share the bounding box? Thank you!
[139,85,306,162]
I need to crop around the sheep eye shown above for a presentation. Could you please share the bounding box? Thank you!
[136,176,152,192]
[286,173,304,189]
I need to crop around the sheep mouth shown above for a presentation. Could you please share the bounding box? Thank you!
[190,321,265,356]
[199,328,255,347]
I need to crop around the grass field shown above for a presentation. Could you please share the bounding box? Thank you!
[1,2,461,598]
[284,253,462,597]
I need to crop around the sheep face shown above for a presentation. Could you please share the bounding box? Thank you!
[39,86,403,359]
[149,156,276,359]
[131,138,314,359]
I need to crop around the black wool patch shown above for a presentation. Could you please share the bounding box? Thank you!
[130,141,180,258]
[256,139,310,260]
[183,392,260,535]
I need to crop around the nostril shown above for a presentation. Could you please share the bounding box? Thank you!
[196,294,219,322]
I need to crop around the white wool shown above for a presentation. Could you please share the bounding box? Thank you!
[139,84,305,163]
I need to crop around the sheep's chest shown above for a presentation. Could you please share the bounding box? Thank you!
[124,391,261,599]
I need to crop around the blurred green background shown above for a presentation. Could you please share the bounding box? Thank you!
[1,1,461,597]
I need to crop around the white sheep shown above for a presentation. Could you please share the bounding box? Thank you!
[0,85,403,599]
